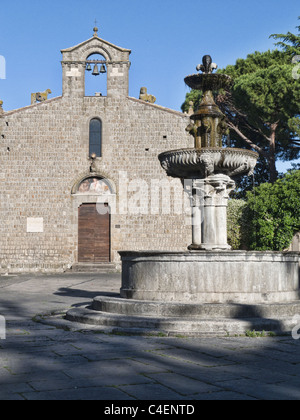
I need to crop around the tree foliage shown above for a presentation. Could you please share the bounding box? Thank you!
[270,19,300,56]
[182,19,300,189]
[242,170,300,250]
[218,49,300,185]
[227,199,247,250]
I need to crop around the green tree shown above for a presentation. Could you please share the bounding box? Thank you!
[270,18,300,56]
[219,49,300,184]
[182,20,300,187]
[243,170,300,251]
[227,199,247,250]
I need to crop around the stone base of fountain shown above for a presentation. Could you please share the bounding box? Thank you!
[119,251,299,304]
[65,250,300,337]
[65,299,300,337]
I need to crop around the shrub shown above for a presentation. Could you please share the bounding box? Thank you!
[227,199,248,250]
[243,170,300,250]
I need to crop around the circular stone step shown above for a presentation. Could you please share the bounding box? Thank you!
[65,297,300,337]
[92,296,300,319]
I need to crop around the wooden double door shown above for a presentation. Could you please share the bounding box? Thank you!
[78,203,110,263]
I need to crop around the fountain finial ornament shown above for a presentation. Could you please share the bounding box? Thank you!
[196,55,218,74]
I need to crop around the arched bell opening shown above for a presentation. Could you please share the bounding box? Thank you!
[85,53,107,97]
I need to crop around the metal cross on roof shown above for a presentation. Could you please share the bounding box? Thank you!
[93,20,99,37]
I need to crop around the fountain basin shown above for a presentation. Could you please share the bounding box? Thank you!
[120,251,300,304]
[65,250,300,336]
[184,73,232,91]
[159,147,258,179]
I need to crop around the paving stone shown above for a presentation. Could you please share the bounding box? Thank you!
[152,347,236,367]
[22,386,134,401]
[0,392,26,400]
[29,374,153,392]
[144,372,223,396]
[118,383,186,400]
[215,378,300,400]
[192,390,257,400]
[0,274,299,400]
[0,381,33,395]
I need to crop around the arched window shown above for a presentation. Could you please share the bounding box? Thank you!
[89,118,102,157]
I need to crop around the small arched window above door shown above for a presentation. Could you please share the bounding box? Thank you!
[89,118,102,157]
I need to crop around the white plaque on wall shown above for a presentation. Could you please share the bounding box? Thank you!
[27,218,44,233]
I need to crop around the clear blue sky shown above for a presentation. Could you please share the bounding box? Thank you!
[0,0,299,169]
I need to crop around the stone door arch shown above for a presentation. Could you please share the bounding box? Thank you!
[72,175,115,264]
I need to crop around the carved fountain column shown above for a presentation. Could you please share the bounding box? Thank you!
[186,174,235,250]
[199,175,235,250]
[187,180,202,248]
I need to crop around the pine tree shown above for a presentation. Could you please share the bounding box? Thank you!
[182,19,300,189]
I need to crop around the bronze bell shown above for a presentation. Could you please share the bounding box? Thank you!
[92,64,100,76]
[86,63,92,71]
[100,64,106,74]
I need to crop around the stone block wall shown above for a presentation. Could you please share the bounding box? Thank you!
[0,95,192,273]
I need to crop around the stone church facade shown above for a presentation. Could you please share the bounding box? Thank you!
[0,30,192,273]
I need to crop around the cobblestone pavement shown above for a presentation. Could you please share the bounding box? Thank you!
[0,273,299,401]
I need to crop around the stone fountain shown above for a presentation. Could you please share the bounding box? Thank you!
[159,55,258,251]
[66,57,300,336]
